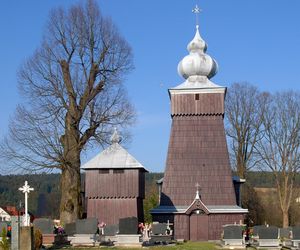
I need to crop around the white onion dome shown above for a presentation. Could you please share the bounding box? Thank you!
[178,25,218,80]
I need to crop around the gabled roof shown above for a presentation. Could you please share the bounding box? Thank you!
[81,129,148,171]
[151,205,248,214]
[0,207,10,217]
[151,190,248,215]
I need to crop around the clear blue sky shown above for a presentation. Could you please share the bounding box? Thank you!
[0,0,300,173]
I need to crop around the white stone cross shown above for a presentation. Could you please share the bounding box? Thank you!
[18,181,34,226]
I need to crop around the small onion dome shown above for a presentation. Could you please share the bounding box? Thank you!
[178,25,218,80]
[110,127,121,144]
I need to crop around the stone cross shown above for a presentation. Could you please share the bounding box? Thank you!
[18,181,34,226]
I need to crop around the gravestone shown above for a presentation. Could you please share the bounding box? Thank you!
[64,222,76,236]
[259,226,278,239]
[119,217,138,234]
[258,226,279,247]
[152,223,167,235]
[279,227,291,239]
[75,218,98,234]
[222,225,243,246]
[33,218,54,234]
[224,225,243,239]
[101,224,119,244]
[117,217,140,246]
[292,226,300,247]
[69,218,98,246]
[11,216,20,250]
[150,223,172,244]
[253,225,265,236]
[293,226,300,239]
[104,224,119,236]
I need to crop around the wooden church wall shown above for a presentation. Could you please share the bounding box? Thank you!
[85,169,143,198]
[171,93,225,115]
[161,115,237,207]
[152,213,244,241]
[174,214,189,240]
[87,198,139,225]
[208,213,244,240]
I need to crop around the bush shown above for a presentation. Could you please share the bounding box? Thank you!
[0,227,9,250]
[34,228,43,250]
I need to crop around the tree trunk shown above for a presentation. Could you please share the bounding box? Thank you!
[59,109,83,225]
[282,209,289,228]
[60,165,82,225]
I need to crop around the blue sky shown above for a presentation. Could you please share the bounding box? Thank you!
[0,0,300,173]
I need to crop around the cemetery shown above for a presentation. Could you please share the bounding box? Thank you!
[2,16,300,250]
[1,1,300,250]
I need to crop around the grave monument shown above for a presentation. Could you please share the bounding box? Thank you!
[18,181,34,250]
[151,5,248,241]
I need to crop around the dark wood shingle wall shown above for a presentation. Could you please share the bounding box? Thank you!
[85,169,144,198]
[171,93,224,115]
[161,115,236,206]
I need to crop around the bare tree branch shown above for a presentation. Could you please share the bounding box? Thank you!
[0,0,135,224]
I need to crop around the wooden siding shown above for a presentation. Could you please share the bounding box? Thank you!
[208,213,244,240]
[171,93,225,115]
[87,198,144,225]
[161,115,237,206]
[151,213,244,241]
[174,214,189,240]
[85,169,145,199]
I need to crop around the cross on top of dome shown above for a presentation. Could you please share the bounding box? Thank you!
[192,4,201,27]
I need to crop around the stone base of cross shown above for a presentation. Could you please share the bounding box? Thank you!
[22,214,30,227]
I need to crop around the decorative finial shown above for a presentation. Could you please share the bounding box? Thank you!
[192,4,201,27]
[110,127,121,144]
[195,182,201,200]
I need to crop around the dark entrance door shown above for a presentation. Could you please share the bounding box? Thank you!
[189,211,208,241]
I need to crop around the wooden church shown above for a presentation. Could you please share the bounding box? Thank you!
[151,14,248,240]
[81,129,148,225]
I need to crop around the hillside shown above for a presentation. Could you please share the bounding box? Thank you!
[0,171,288,219]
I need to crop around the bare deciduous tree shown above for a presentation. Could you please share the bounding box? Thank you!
[0,0,135,224]
[257,91,300,227]
[225,82,268,178]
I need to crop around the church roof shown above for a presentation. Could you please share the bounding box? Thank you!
[151,205,248,214]
[170,22,224,93]
[81,129,148,171]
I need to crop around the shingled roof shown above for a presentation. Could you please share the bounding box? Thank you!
[81,129,148,171]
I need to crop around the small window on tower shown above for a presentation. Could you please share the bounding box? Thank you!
[99,169,109,174]
[195,94,200,100]
[113,169,124,174]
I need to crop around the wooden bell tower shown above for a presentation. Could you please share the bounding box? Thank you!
[151,9,247,240]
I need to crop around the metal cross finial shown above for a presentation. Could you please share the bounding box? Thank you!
[19,181,34,226]
[192,4,202,27]
[195,182,201,200]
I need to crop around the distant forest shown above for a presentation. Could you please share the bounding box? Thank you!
[0,171,292,219]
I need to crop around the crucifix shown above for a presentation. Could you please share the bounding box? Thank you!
[195,182,201,200]
[192,4,202,28]
[18,181,34,226]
